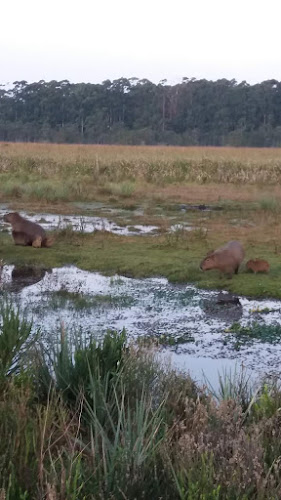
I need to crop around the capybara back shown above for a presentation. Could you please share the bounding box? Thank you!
[200,241,245,277]
[246,259,270,273]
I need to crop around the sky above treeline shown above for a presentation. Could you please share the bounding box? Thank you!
[1,0,281,86]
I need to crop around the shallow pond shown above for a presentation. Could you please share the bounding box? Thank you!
[0,207,160,236]
[0,204,196,236]
[1,264,281,387]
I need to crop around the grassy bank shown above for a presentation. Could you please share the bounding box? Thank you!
[1,227,281,299]
[1,302,281,499]
[1,142,281,299]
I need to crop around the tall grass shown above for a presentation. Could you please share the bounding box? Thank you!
[1,311,281,498]
[259,195,281,213]
[2,143,281,203]
[204,365,254,409]
[0,300,33,382]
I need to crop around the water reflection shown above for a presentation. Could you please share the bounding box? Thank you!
[0,264,281,383]
[4,266,52,293]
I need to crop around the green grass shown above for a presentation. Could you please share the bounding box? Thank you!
[47,289,135,310]
[2,313,281,499]
[227,322,281,344]
[101,181,137,198]
[137,332,195,347]
[1,230,281,299]
[0,175,74,202]
[3,144,281,207]
[259,195,281,213]
[0,300,34,383]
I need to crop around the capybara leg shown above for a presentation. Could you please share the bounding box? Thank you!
[32,236,42,248]
[12,231,29,246]
[42,237,54,248]
[234,266,239,275]
[225,268,233,279]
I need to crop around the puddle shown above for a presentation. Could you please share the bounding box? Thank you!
[166,352,252,389]
[179,204,223,212]
[0,207,159,236]
[73,202,145,217]
[171,223,194,232]
[1,264,281,386]
[0,204,197,237]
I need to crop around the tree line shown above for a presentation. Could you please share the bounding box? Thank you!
[1,77,281,146]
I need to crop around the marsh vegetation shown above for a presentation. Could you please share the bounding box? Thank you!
[1,143,281,497]
[1,302,281,499]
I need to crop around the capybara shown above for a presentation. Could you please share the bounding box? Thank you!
[200,240,245,278]
[246,259,270,273]
[3,212,54,248]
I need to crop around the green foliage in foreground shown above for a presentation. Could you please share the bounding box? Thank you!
[0,301,33,383]
[1,303,281,498]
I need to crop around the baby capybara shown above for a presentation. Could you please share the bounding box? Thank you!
[246,259,270,273]
[200,241,245,278]
[3,212,54,248]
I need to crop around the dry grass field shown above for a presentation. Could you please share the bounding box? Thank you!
[1,142,281,205]
[1,142,281,297]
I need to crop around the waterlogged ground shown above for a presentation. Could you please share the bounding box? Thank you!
[0,205,160,236]
[0,201,216,236]
[1,264,281,386]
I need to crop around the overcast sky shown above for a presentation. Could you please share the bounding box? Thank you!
[1,0,280,86]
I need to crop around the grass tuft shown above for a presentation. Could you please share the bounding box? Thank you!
[1,322,281,497]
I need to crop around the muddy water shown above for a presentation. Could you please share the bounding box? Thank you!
[1,264,281,386]
[0,206,159,236]
[0,204,196,236]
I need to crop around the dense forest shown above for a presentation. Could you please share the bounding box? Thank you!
[1,77,281,146]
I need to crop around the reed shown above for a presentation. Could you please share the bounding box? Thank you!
[1,318,281,498]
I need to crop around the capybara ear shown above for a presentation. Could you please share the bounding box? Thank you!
[32,236,42,248]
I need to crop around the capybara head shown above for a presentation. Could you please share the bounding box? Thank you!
[246,259,270,273]
[3,212,21,224]
[200,254,217,271]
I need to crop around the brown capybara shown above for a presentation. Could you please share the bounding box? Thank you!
[246,259,270,273]
[200,240,245,278]
[3,212,54,248]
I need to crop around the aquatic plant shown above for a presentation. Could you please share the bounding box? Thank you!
[0,300,34,383]
[137,332,194,348]
[204,365,253,410]
[47,288,135,311]
[227,321,281,344]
